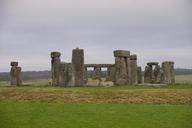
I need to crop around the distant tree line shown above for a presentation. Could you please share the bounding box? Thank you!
[0,68,192,81]
[174,68,192,75]
[0,71,51,81]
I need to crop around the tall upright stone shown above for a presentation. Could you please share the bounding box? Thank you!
[156,68,164,83]
[114,50,130,85]
[66,63,73,86]
[84,67,88,84]
[144,65,152,83]
[72,48,84,86]
[106,66,116,82]
[10,61,22,86]
[154,65,161,83]
[51,51,61,86]
[92,66,101,81]
[144,62,159,84]
[162,61,175,84]
[130,55,138,84]
[137,66,142,84]
[59,62,67,86]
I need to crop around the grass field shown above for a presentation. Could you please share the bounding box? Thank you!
[0,85,192,128]
[0,75,192,128]
[175,75,192,83]
[0,102,192,128]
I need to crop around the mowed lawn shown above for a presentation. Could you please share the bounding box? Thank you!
[0,84,192,128]
[175,75,192,83]
[0,102,192,128]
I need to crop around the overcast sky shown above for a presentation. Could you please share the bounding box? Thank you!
[0,0,192,72]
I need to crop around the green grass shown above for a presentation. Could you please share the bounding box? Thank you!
[0,102,192,128]
[0,76,192,128]
[176,75,192,83]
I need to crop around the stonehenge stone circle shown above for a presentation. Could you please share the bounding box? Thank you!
[50,48,175,86]
[10,61,22,86]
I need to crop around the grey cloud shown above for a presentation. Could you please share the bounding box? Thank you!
[0,0,192,72]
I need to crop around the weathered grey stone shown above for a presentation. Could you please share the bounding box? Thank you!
[147,62,159,66]
[59,62,66,86]
[156,68,164,83]
[114,50,130,57]
[86,79,100,86]
[16,67,22,86]
[100,81,114,86]
[72,48,84,86]
[10,62,22,86]
[106,66,116,82]
[51,52,61,58]
[130,55,138,84]
[162,61,175,84]
[85,64,114,68]
[137,67,142,84]
[10,66,17,85]
[10,62,18,66]
[144,65,152,83]
[115,57,128,85]
[84,67,88,84]
[51,51,61,86]
[66,63,73,86]
[154,65,161,83]
[92,66,101,80]
[130,54,137,60]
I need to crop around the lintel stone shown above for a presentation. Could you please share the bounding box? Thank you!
[51,51,61,58]
[130,54,137,60]
[114,50,130,57]
[147,62,159,66]
[10,61,18,66]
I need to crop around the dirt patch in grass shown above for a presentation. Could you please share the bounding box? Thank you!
[0,87,192,104]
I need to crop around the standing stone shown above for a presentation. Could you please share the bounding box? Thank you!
[137,66,142,84]
[162,61,175,84]
[66,63,73,86]
[10,61,22,86]
[144,65,152,83]
[126,57,131,84]
[106,66,116,82]
[84,67,88,84]
[92,66,101,81]
[115,57,128,85]
[156,68,164,83]
[16,67,22,86]
[130,55,138,84]
[51,51,61,86]
[114,50,130,85]
[147,62,157,83]
[154,65,161,83]
[72,48,84,86]
[59,62,66,86]
[10,62,18,85]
